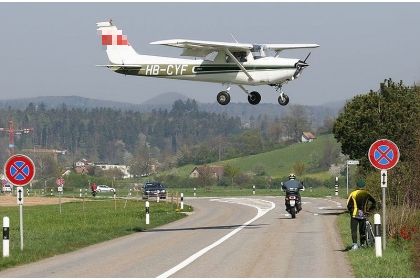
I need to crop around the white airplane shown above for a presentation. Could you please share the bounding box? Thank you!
[97,20,319,106]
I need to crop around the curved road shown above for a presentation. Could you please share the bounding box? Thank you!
[0,196,353,277]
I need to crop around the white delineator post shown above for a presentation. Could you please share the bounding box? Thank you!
[374,213,382,257]
[253,185,255,195]
[79,188,82,198]
[3,217,10,257]
[335,177,339,196]
[145,201,150,225]
[157,190,160,203]
[193,187,196,197]
[180,193,184,210]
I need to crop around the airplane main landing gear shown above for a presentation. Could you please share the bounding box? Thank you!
[248,91,261,105]
[217,91,230,105]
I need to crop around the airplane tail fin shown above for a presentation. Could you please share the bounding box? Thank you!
[96,20,139,65]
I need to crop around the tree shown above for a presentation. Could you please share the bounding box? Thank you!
[292,161,305,176]
[333,79,420,170]
[333,79,420,210]
[224,164,240,186]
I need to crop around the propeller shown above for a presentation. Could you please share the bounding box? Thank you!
[293,52,311,79]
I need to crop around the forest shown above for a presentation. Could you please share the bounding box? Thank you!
[0,99,323,178]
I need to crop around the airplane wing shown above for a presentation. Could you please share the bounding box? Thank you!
[263,44,320,52]
[151,39,255,80]
[150,39,253,57]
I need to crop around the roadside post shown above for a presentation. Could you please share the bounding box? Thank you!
[4,154,36,252]
[157,190,160,203]
[79,188,82,198]
[3,216,9,257]
[374,213,382,257]
[252,185,255,195]
[368,139,400,251]
[180,193,184,210]
[346,160,359,195]
[50,188,53,196]
[334,177,339,196]
[193,187,196,197]
[56,177,65,214]
[145,201,150,225]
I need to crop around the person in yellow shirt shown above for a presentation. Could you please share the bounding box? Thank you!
[346,179,376,250]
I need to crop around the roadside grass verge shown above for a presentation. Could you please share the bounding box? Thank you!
[337,213,416,277]
[167,186,336,198]
[0,199,191,271]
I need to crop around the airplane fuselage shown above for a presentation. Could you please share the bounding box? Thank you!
[110,55,299,86]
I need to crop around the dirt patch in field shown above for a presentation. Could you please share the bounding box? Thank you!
[0,195,79,207]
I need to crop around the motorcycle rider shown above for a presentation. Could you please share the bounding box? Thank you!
[282,173,305,212]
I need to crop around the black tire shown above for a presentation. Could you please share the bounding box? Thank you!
[248,91,261,105]
[217,91,230,105]
[290,207,296,219]
[278,94,290,106]
[366,221,375,247]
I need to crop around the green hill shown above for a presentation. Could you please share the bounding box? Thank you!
[165,134,339,180]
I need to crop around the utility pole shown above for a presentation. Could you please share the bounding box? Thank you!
[0,119,33,156]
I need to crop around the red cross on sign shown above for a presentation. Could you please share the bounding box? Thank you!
[368,139,400,170]
[4,154,36,186]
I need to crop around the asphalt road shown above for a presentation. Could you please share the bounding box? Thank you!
[0,196,353,278]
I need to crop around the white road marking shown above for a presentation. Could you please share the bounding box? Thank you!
[157,198,275,278]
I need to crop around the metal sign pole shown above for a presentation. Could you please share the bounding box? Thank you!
[16,187,24,251]
[59,187,62,214]
[19,204,23,251]
[346,163,349,195]
[381,170,387,250]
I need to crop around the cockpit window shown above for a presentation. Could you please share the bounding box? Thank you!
[251,44,266,59]
[226,51,248,63]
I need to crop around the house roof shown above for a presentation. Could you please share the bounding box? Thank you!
[191,165,224,176]
[302,132,316,140]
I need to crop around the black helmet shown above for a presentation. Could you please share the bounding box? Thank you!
[289,173,296,180]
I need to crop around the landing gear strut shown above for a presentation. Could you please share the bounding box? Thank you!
[273,84,290,106]
[278,92,289,106]
[238,85,261,105]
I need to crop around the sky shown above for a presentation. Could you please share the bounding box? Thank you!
[0,2,419,106]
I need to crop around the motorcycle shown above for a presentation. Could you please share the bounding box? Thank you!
[285,192,300,218]
[281,182,304,219]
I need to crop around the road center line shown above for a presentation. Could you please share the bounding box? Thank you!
[157,198,275,278]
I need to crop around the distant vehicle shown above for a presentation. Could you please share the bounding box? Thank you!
[96,185,116,193]
[1,184,12,193]
[142,182,166,199]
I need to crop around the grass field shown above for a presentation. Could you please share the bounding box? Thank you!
[163,134,338,179]
[166,185,337,198]
[337,213,417,277]
[0,199,191,271]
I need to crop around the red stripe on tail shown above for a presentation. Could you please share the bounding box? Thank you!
[102,35,113,45]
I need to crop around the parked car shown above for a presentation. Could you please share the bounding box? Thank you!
[96,185,115,193]
[142,182,166,199]
[1,184,12,193]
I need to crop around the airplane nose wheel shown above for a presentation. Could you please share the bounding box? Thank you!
[278,93,289,106]
[217,91,231,105]
[248,91,261,105]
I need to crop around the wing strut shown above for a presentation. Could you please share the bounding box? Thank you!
[224,48,253,81]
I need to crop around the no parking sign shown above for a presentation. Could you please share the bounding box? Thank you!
[4,154,36,186]
[3,154,35,252]
[368,139,400,251]
[368,139,400,171]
